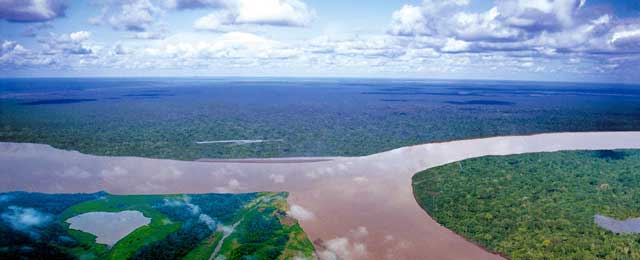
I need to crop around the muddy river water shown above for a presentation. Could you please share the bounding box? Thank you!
[2,132,640,259]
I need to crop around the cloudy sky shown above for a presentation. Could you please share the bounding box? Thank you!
[1,0,639,83]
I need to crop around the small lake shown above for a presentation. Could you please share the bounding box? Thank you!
[66,210,151,246]
[595,214,640,234]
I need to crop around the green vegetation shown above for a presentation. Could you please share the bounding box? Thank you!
[182,232,223,260]
[60,195,182,260]
[217,193,317,260]
[0,191,317,259]
[413,150,640,259]
[3,78,640,160]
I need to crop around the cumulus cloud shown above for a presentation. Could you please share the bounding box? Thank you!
[2,0,639,82]
[0,40,54,69]
[193,0,314,31]
[91,0,313,34]
[39,31,94,55]
[193,10,236,31]
[287,204,314,221]
[90,0,165,32]
[441,37,470,53]
[215,178,242,193]
[0,0,68,22]
[388,0,581,40]
[388,0,640,55]
[316,226,370,260]
[233,0,313,27]
[70,31,91,42]
[141,32,293,63]
[1,40,27,57]
[1,206,53,238]
[609,24,640,50]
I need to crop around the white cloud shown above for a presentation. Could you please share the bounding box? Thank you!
[352,176,368,183]
[317,237,367,260]
[610,27,640,49]
[3,0,639,82]
[216,223,234,234]
[41,32,94,55]
[441,38,470,52]
[0,39,56,69]
[234,0,313,27]
[497,0,583,29]
[0,0,68,22]
[389,5,427,36]
[287,204,314,221]
[1,40,27,56]
[198,213,217,230]
[193,0,314,31]
[93,0,314,34]
[1,206,52,238]
[387,0,640,56]
[90,0,165,32]
[193,11,235,31]
[162,196,201,215]
[215,177,242,193]
[161,196,221,231]
[70,31,91,42]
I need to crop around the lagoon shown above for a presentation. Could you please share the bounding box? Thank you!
[66,210,150,247]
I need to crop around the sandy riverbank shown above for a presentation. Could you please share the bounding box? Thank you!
[2,132,640,259]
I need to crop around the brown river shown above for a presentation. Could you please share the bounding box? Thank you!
[2,132,640,259]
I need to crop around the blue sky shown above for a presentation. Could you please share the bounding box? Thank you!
[0,0,639,83]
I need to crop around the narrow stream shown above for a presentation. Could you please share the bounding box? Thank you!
[209,219,243,260]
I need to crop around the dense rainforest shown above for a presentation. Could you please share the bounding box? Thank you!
[413,150,640,259]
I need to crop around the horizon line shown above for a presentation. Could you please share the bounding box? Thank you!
[0,75,637,86]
